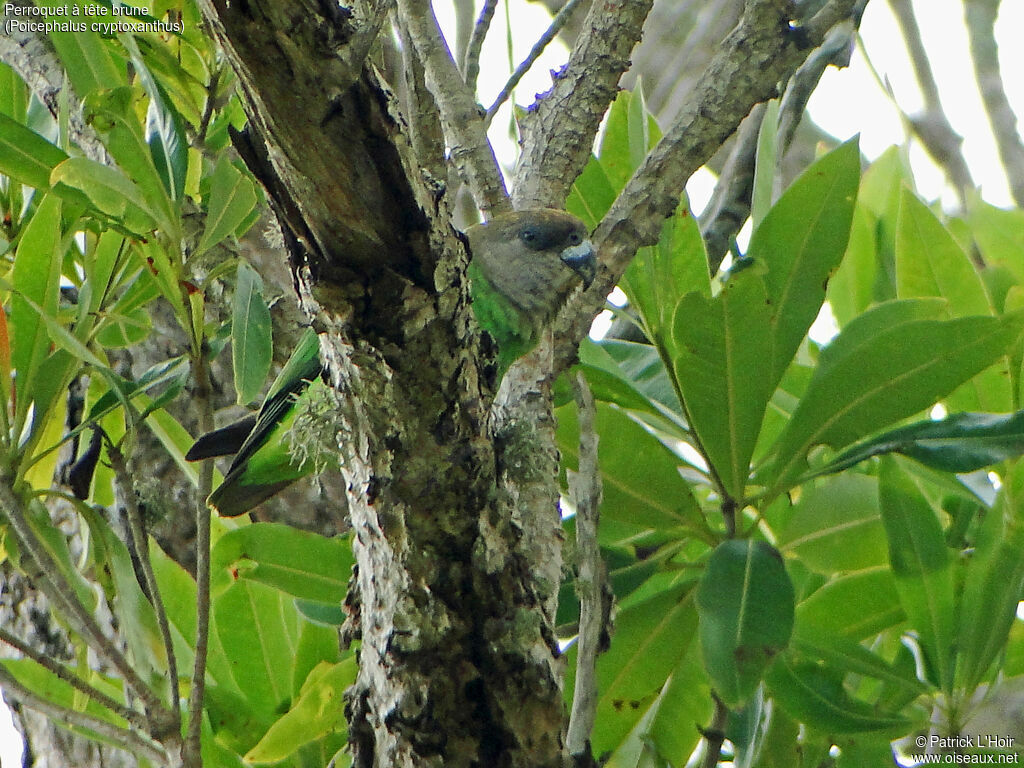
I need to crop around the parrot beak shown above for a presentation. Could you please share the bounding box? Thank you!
[560,240,597,289]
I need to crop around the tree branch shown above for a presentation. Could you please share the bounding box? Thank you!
[512,0,655,208]
[0,664,167,765]
[888,0,974,205]
[183,350,215,768]
[0,628,148,732]
[553,0,862,369]
[485,0,587,125]
[462,0,498,88]
[396,0,510,215]
[0,482,173,724]
[964,0,1024,207]
[566,373,609,760]
[0,0,105,162]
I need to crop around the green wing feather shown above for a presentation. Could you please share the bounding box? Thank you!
[468,260,535,376]
[200,328,325,516]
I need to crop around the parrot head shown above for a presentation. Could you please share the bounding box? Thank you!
[465,208,597,377]
[466,208,597,322]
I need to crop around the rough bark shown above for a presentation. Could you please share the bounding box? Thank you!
[194,1,571,765]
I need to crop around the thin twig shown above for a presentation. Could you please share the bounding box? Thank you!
[0,481,171,721]
[887,0,974,205]
[485,0,586,125]
[0,627,148,731]
[512,0,653,208]
[396,0,510,215]
[108,442,181,723]
[183,350,216,768]
[566,372,608,758]
[553,0,863,370]
[0,664,167,764]
[700,694,730,768]
[964,0,1024,207]
[462,0,498,87]
[700,104,766,274]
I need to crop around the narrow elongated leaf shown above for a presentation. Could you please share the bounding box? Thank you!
[673,267,774,497]
[123,36,188,201]
[957,460,1024,691]
[0,113,68,190]
[82,87,177,236]
[766,300,1024,491]
[752,138,860,382]
[622,199,710,349]
[878,458,956,692]
[197,155,258,255]
[0,658,126,729]
[244,659,355,764]
[766,656,912,734]
[791,627,927,695]
[896,189,1009,410]
[696,540,795,708]
[11,194,62,433]
[816,410,1024,478]
[232,263,273,405]
[36,0,127,96]
[579,339,684,429]
[896,189,992,316]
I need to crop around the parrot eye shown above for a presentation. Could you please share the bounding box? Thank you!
[521,228,537,243]
[568,232,582,246]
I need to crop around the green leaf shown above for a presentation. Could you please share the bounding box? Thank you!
[696,540,795,708]
[82,86,178,236]
[10,194,63,435]
[232,263,273,405]
[956,460,1024,691]
[752,138,860,382]
[211,524,354,604]
[556,403,705,546]
[795,568,903,641]
[622,199,710,350]
[0,62,28,122]
[0,112,69,190]
[50,157,157,234]
[817,410,1024,478]
[766,655,912,735]
[197,155,258,255]
[244,659,355,764]
[213,579,300,717]
[36,1,127,97]
[0,658,127,741]
[878,457,956,692]
[644,641,713,766]
[566,154,617,230]
[896,189,1009,411]
[78,506,167,688]
[777,473,888,573]
[124,36,188,202]
[828,204,878,329]
[896,189,992,316]
[585,583,699,757]
[765,300,1024,491]
[672,267,774,497]
[790,626,927,695]
[579,339,684,430]
[750,98,780,227]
